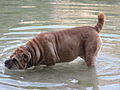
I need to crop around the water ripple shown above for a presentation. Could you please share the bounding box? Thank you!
[0,37,32,41]
[9,25,75,31]
[101,34,120,38]
[0,78,67,88]
[0,73,11,78]
[3,32,38,35]
[99,75,120,80]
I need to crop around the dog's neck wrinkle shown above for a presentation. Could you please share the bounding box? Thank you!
[32,38,42,64]
[30,36,46,66]
[25,39,44,66]
[23,45,35,66]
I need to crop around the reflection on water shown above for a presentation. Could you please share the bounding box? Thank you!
[0,0,120,89]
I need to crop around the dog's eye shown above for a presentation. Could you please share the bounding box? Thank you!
[12,58,17,63]
[22,54,27,59]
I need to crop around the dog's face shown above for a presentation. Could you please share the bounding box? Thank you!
[5,47,32,70]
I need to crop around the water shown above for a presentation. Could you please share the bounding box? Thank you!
[0,0,120,89]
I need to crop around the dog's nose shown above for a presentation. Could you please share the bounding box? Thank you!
[5,60,12,69]
[5,60,9,66]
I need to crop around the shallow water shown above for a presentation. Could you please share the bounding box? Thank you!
[0,0,120,90]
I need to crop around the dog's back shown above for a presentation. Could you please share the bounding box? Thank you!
[51,13,105,66]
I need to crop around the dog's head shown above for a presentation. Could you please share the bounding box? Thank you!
[5,46,32,70]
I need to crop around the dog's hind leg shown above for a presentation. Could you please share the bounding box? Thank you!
[84,39,101,67]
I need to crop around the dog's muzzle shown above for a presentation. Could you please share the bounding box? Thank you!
[5,59,12,69]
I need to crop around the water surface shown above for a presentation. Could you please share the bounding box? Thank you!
[0,0,120,90]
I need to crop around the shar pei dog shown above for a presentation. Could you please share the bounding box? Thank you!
[5,13,104,70]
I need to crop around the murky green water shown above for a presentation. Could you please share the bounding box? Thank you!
[0,0,120,90]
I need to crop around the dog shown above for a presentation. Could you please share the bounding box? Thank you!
[5,13,104,70]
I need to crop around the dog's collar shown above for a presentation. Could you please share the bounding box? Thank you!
[24,45,29,49]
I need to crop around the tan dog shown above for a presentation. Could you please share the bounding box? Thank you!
[5,13,104,70]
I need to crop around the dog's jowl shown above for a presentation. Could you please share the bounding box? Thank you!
[5,13,104,70]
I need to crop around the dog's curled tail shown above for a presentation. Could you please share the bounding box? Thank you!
[95,13,105,33]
